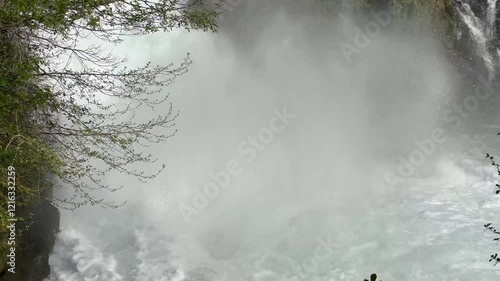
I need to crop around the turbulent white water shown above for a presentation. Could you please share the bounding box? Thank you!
[46,3,500,281]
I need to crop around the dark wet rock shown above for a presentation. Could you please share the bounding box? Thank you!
[2,198,60,281]
[466,0,488,19]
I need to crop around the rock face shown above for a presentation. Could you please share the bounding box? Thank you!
[1,198,60,281]
[466,0,488,18]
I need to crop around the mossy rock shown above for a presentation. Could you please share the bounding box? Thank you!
[1,198,59,281]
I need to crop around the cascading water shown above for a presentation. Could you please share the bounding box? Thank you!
[487,0,497,29]
[46,1,500,281]
[455,0,500,78]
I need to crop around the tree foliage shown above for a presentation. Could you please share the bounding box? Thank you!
[0,0,219,210]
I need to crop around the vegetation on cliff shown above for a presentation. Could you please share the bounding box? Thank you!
[0,0,219,279]
[352,0,461,57]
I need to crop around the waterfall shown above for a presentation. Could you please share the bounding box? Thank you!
[455,1,495,75]
[488,0,498,27]
[46,2,500,281]
[489,0,500,72]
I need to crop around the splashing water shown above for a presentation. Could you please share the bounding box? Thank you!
[47,2,500,281]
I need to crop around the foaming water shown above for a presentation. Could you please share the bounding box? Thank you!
[47,3,500,281]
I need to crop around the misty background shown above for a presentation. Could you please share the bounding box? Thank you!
[46,1,500,280]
